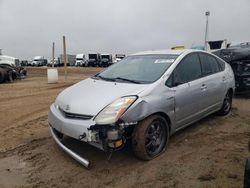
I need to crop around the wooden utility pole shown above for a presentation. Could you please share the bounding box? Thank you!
[52,42,55,68]
[63,36,68,81]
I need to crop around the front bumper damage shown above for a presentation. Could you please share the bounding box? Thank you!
[48,104,136,168]
[50,126,91,168]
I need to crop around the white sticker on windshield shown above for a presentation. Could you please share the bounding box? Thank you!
[154,59,175,64]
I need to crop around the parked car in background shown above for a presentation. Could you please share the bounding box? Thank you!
[88,53,101,67]
[114,54,125,63]
[48,49,235,168]
[100,54,112,67]
[75,54,88,67]
[31,56,47,66]
[213,42,250,93]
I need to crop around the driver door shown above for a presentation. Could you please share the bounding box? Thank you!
[168,53,203,128]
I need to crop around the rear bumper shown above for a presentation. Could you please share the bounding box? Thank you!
[50,126,91,168]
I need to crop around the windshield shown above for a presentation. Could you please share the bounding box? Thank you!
[89,54,97,59]
[102,55,109,59]
[96,54,178,83]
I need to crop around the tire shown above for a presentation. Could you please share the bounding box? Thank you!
[0,68,6,83]
[244,158,250,188]
[218,90,232,116]
[8,71,13,82]
[132,115,169,160]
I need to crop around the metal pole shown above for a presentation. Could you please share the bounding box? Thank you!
[52,42,55,68]
[63,36,68,81]
[204,11,210,51]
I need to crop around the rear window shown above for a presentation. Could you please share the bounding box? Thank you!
[199,53,220,75]
[216,58,226,71]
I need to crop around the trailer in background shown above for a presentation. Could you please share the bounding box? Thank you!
[88,53,101,67]
[59,54,76,66]
[100,54,112,67]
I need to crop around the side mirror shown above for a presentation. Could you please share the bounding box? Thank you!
[166,71,183,87]
[173,80,184,87]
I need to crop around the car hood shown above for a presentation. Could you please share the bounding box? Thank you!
[55,78,148,116]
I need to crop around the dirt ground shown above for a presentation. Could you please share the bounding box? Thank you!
[0,67,250,188]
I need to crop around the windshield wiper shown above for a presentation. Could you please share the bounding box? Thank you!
[114,77,141,84]
[92,75,115,81]
[93,75,142,84]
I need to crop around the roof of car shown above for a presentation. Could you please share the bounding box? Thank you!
[130,49,201,56]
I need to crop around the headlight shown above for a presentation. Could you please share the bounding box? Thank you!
[94,96,137,125]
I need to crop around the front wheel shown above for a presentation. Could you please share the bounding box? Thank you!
[218,90,232,116]
[132,115,169,160]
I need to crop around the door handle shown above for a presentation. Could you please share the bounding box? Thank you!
[201,84,207,90]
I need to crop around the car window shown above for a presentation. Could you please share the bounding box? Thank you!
[199,53,220,75]
[216,58,226,71]
[173,53,202,84]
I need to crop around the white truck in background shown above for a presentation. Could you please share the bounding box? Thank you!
[75,54,88,67]
[31,56,47,66]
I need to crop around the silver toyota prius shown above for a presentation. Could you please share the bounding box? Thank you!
[48,49,235,167]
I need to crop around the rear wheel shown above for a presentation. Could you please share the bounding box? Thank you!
[218,90,232,116]
[132,115,169,160]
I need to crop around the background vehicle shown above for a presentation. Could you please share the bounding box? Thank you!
[0,55,26,83]
[88,53,101,67]
[47,58,61,67]
[100,54,112,67]
[20,60,28,66]
[114,54,125,63]
[31,56,47,66]
[59,54,76,66]
[75,54,88,67]
[0,55,20,66]
[213,42,250,93]
[171,45,185,50]
[49,49,235,167]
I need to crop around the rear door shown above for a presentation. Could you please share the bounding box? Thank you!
[198,53,226,113]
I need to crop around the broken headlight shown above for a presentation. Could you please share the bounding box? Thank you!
[94,96,137,125]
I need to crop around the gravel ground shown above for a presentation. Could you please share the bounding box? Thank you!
[0,67,249,188]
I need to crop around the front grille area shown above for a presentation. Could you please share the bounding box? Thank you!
[59,108,93,120]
